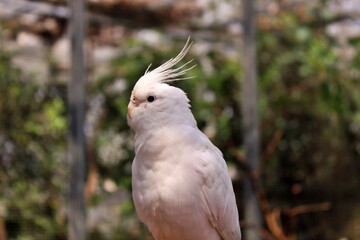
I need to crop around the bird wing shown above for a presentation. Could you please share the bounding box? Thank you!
[194,141,242,240]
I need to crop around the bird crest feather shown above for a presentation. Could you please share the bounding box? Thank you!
[139,37,195,85]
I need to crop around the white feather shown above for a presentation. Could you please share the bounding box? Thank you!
[138,37,196,85]
[128,39,241,240]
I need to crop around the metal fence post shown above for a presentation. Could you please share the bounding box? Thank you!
[68,0,87,239]
[242,0,262,239]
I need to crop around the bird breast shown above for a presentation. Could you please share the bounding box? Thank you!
[131,153,222,240]
[132,148,201,217]
[131,126,227,240]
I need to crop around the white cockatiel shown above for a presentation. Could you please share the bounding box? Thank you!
[127,40,241,240]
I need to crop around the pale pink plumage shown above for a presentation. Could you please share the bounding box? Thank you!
[127,39,241,240]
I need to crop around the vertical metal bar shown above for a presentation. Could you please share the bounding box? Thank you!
[242,0,262,239]
[68,0,86,239]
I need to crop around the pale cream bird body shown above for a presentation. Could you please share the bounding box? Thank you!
[127,40,241,240]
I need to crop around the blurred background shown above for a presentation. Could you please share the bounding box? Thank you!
[0,0,360,239]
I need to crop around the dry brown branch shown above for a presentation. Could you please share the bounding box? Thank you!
[0,215,6,240]
[262,129,284,165]
[85,141,99,203]
[230,146,331,240]
[84,95,105,203]
[230,147,288,240]
[265,208,287,240]
[1,0,199,27]
[285,202,332,217]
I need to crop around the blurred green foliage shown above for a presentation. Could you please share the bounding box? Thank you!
[257,8,360,239]
[0,51,67,239]
[1,3,360,240]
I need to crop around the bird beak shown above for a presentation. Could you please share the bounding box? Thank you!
[130,98,140,107]
[127,103,134,120]
[127,98,140,120]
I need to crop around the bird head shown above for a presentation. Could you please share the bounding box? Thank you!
[127,39,197,133]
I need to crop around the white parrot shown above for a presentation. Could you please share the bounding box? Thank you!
[127,39,242,240]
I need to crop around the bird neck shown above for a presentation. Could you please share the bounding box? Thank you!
[133,118,196,157]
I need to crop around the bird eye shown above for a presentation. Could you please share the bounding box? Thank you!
[147,95,156,102]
